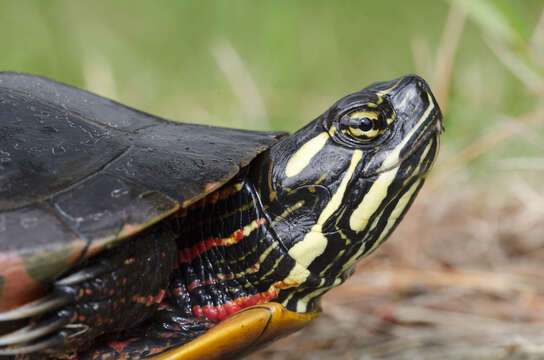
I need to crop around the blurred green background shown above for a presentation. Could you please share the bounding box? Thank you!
[2,1,544,359]
[1,0,543,188]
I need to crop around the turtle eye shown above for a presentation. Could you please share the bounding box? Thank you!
[339,110,386,141]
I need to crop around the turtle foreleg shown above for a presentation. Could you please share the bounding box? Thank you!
[0,226,177,357]
[75,302,213,360]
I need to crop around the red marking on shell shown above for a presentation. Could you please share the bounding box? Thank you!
[85,238,110,258]
[204,181,222,193]
[118,223,143,239]
[85,289,92,295]
[66,237,88,264]
[0,252,45,311]
[108,337,139,354]
[124,258,136,265]
[0,236,89,311]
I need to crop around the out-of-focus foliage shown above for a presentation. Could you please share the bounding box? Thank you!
[0,0,542,183]
[444,0,544,185]
[452,0,531,44]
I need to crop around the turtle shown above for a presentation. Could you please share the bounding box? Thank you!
[0,72,443,359]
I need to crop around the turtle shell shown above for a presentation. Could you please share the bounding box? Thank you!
[0,72,285,312]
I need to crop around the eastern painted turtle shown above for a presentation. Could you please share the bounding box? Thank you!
[0,73,443,359]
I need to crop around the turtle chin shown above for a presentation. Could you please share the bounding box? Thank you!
[399,127,441,179]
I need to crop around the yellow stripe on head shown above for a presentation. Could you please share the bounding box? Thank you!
[285,132,329,178]
[350,111,378,120]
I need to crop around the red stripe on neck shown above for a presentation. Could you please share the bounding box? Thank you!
[177,218,267,263]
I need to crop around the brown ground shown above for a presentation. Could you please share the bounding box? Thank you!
[250,180,544,360]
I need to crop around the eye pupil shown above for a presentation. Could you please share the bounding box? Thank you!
[358,118,373,131]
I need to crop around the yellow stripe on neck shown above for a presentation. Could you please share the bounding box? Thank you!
[288,150,362,268]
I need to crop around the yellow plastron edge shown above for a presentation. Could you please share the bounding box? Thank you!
[152,302,320,360]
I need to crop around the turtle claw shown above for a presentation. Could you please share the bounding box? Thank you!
[55,265,105,286]
[0,320,91,356]
[0,295,71,356]
[0,295,70,321]
[0,232,177,357]
[0,318,66,346]
[0,335,63,356]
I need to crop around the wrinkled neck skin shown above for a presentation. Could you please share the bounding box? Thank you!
[171,174,302,322]
[171,151,336,320]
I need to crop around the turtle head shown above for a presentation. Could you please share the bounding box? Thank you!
[255,75,443,311]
